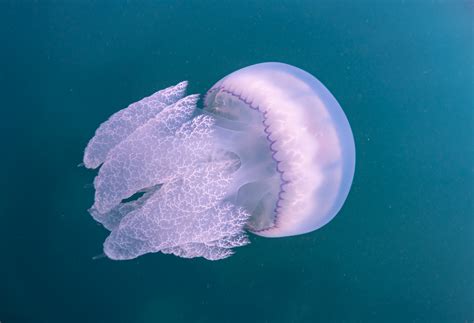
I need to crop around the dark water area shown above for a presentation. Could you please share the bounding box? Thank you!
[1,1,473,322]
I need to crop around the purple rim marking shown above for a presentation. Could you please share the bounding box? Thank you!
[205,85,292,233]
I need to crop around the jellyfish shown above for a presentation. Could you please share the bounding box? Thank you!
[83,62,355,261]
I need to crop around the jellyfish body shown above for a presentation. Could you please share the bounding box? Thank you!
[83,62,355,260]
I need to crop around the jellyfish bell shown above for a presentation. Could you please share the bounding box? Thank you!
[204,62,355,238]
[83,62,355,260]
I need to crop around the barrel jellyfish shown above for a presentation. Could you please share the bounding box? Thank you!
[83,62,355,261]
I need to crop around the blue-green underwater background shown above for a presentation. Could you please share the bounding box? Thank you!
[1,1,473,322]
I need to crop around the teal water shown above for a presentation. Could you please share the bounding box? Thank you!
[1,1,473,322]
